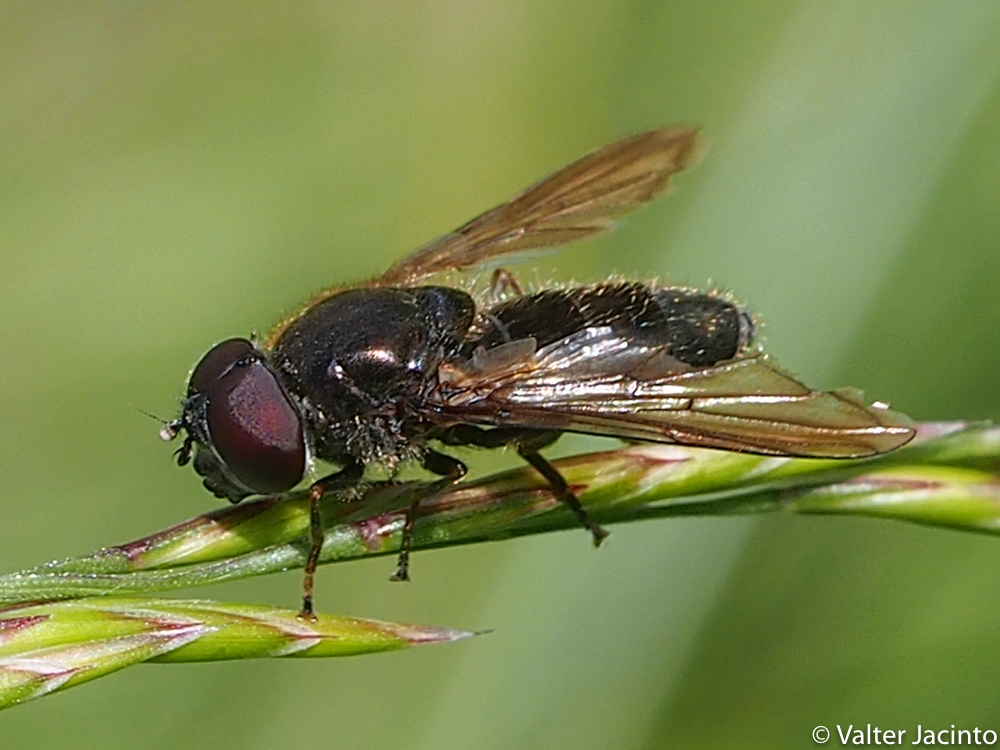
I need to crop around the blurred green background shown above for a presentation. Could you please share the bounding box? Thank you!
[2,2,1000,748]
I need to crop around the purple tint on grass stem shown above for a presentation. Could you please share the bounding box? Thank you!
[117,497,285,562]
[0,615,48,642]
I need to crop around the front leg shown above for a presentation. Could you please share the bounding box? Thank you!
[300,462,364,619]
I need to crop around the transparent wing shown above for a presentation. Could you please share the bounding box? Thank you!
[375,128,700,286]
[432,329,915,458]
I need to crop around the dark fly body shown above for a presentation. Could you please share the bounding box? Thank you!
[162,129,914,615]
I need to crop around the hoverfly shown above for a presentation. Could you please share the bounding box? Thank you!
[161,128,915,615]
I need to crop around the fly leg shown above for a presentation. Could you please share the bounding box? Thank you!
[389,450,467,582]
[435,425,608,546]
[517,448,609,547]
[488,268,524,302]
[300,462,364,619]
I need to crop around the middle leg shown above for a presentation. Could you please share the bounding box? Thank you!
[389,449,467,582]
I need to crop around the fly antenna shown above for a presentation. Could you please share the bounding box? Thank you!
[131,404,182,442]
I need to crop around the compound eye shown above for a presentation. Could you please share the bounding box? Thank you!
[205,358,306,495]
[188,338,257,396]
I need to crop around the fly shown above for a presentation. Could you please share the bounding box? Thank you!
[161,128,915,616]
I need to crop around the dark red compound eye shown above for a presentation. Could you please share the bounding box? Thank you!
[191,339,306,495]
[188,338,256,396]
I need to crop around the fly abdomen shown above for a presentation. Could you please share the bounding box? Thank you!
[471,282,753,368]
[649,287,754,367]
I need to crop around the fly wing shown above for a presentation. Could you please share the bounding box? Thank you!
[432,329,915,458]
[375,128,700,287]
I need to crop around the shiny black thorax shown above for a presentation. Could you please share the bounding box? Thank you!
[270,286,475,466]
[470,282,749,368]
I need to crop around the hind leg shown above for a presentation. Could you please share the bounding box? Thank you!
[435,425,608,545]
